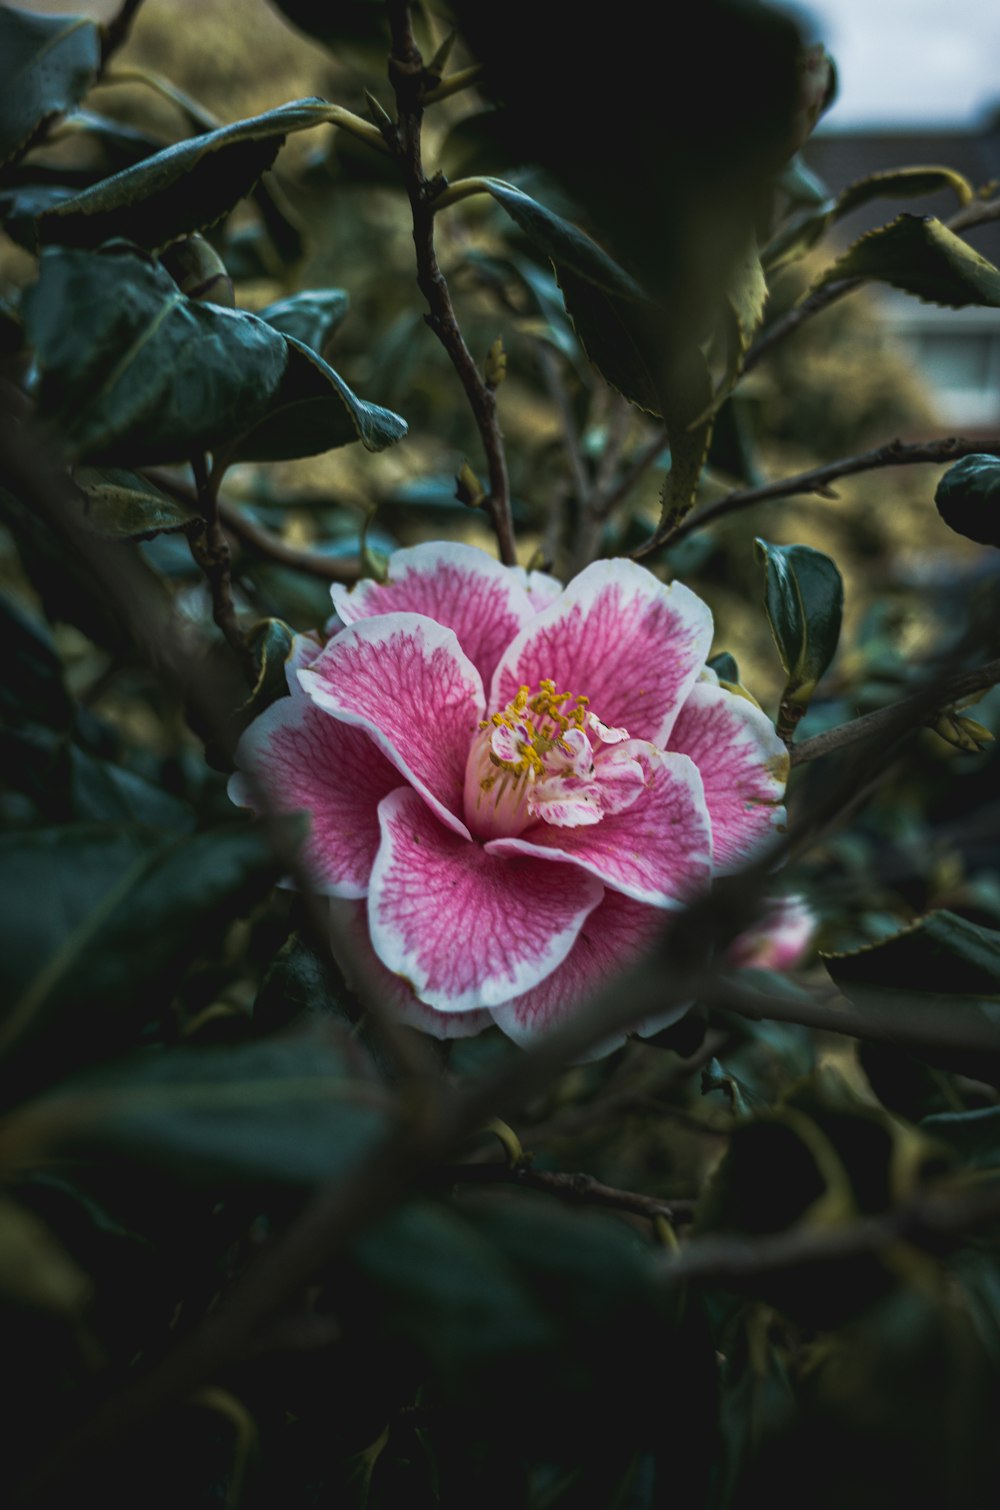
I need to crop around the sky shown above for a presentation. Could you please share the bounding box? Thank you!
[795,0,1000,128]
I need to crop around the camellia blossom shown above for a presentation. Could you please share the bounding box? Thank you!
[726,894,816,972]
[230,544,790,1048]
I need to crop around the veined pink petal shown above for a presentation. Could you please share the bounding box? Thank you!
[331,542,534,686]
[727,893,815,971]
[299,613,484,840]
[487,744,712,908]
[668,682,788,873]
[229,694,401,898]
[509,565,564,611]
[368,787,604,1012]
[490,559,713,744]
[492,890,689,1050]
[330,900,492,1038]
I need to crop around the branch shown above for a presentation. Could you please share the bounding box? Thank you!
[438,1161,695,1226]
[100,0,147,65]
[633,433,997,557]
[744,195,1000,376]
[186,456,255,683]
[790,655,1000,767]
[386,5,517,566]
[661,1177,1000,1291]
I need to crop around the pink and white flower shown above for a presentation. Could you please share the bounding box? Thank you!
[726,894,816,972]
[230,543,789,1049]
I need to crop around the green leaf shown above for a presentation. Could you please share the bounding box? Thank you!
[5,1032,389,1189]
[0,7,101,168]
[754,538,844,703]
[241,616,296,718]
[761,200,835,274]
[777,153,831,206]
[0,1196,91,1315]
[254,931,351,1034]
[232,333,407,462]
[354,1201,555,1374]
[834,166,974,221]
[824,910,1000,1085]
[76,467,201,539]
[810,214,1000,310]
[0,821,285,1066]
[934,453,1000,547]
[921,1107,1000,1170]
[0,592,73,734]
[258,288,350,357]
[36,98,335,252]
[22,244,406,464]
[708,651,740,684]
[23,244,286,463]
[479,178,648,301]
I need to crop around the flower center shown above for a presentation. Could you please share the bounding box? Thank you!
[463,680,641,840]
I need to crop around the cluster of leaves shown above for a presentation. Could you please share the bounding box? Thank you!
[1,2,1000,1507]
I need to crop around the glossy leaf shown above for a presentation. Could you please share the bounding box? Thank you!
[231,334,407,462]
[834,166,974,220]
[258,288,351,356]
[0,821,286,1063]
[479,178,647,301]
[824,910,1000,1085]
[754,538,844,703]
[5,1032,389,1189]
[242,616,296,718]
[934,452,1000,547]
[76,467,201,539]
[0,7,101,167]
[36,98,334,252]
[811,214,1000,309]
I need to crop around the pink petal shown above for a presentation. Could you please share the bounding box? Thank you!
[330,900,492,1039]
[727,894,815,971]
[229,694,401,898]
[331,543,534,687]
[492,890,689,1050]
[368,787,604,1012]
[668,682,788,873]
[487,744,712,908]
[299,613,484,840]
[509,565,564,611]
[490,559,713,744]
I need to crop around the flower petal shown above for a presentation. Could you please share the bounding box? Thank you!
[509,565,564,611]
[331,542,535,686]
[490,559,713,743]
[330,900,493,1038]
[299,613,484,839]
[487,745,712,908]
[668,682,788,873]
[368,787,604,1012]
[229,694,401,898]
[492,890,689,1050]
[727,893,815,970]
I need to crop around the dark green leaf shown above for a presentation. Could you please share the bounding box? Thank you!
[479,178,647,301]
[811,214,1000,310]
[0,821,286,1065]
[258,288,350,357]
[754,538,844,702]
[232,334,407,462]
[921,1107,1000,1169]
[36,98,334,252]
[0,182,78,250]
[354,1201,555,1372]
[554,267,662,414]
[0,7,101,168]
[266,0,388,51]
[75,467,201,539]
[241,616,296,719]
[834,166,974,221]
[9,1032,389,1188]
[761,200,835,274]
[934,453,1000,547]
[0,592,73,734]
[708,652,740,684]
[824,911,1000,1085]
[23,244,287,463]
[254,931,351,1034]
[777,153,831,206]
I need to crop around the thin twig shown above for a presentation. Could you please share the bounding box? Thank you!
[100,0,147,65]
[439,1161,694,1226]
[790,655,1000,767]
[633,433,996,558]
[186,456,256,683]
[386,3,517,566]
[744,195,1000,376]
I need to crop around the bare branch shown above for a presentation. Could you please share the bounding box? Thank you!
[186,456,256,683]
[440,1161,695,1226]
[100,0,147,66]
[791,655,1000,767]
[386,3,517,566]
[633,433,997,558]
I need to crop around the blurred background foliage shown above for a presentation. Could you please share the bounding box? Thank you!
[1,1,1000,1507]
